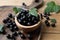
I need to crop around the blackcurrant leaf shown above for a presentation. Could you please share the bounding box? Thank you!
[13,7,22,14]
[51,19,56,23]
[47,1,55,7]
[0,25,4,32]
[13,7,18,14]
[29,8,38,17]
[17,8,22,12]
[53,5,60,13]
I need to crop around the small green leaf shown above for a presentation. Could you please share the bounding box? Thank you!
[53,5,60,13]
[51,19,56,23]
[17,8,22,12]
[44,6,53,14]
[29,8,38,17]
[47,1,56,7]
[13,7,22,14]
[44,1,60,14]
[13,7,18,14]
[0,25,4,32]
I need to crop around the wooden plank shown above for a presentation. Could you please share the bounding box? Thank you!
[41,34,60,40]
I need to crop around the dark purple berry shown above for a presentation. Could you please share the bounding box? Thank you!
[6,34,12,39]
[12,21,16,26]
[27,34,33,40]
[51,23,56,27]
[18,32,22,35]
[13,32,18,36]
[22,3,27,6]
[45,20,48,24]
[10,28,15,32]
[40,13,43,19]
[27,22,31,26]
[46,22,50,27]
[14,26,19,31]
[46,16,50,20]
[11,35,16,40]
[20,34,26,39]
[8,13,13,18]
[35,0,39,3]
[2,29,6,35]
[44,15,47,17]
[17,19,21,23]
[6,23,12,28]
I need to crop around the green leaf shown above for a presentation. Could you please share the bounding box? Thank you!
[51,19,56,23]
[13,7,22,14]
[0,25,4,32]
[44,6,52,14]
[29,8,38,17]
[13,7,18,14]
[44,1,60,14]
[47,1,56,7]
[45,1,56,13]
[53,5,60,13]
[17,8,22,12]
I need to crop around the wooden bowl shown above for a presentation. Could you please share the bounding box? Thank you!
[15,12,41,32]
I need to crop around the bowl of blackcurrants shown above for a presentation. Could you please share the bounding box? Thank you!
[15,9,41,32]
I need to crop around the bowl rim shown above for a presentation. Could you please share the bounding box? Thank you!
[15,12,41,28]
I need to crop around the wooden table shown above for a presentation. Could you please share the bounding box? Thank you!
[38,0,60,40]
[0,0,60,40]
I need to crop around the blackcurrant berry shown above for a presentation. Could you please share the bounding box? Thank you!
[35,0,39,3]
[2,29,6,35]
[6,23,12,28]
[27,34,33,40]
[17,19,21,23]
[44,15,47,17]
[46,22,50,27]
[8,13,13,18]
[27,22,31,26]
[6,34,12,39]
[45,20,48,24]
[10,28,15,32]
[18,32,22,35]
[14,26,19,31]
[46,16,50,20]
[40,13,43,19]
[20,34,26,39]
[11,35,16,40]
[51,23,56,27]
[22,3,27,6]
[12,32,18,36]
[3,19,7,24]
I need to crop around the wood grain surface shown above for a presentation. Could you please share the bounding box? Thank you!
[0,0,60,40]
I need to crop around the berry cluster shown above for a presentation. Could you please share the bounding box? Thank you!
[39,13,56,27]
[3,13,19,32]
[2,13,34,40]
[40,13,56,27]
[17,10,40,26]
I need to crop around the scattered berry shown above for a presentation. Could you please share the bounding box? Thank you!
[51,23,56,27]
[12,32,18,36]
[46,22,50,27]
[8,13,13,18]
[20,34,26,39]
[46,16,50,20]
[6,34,12,39]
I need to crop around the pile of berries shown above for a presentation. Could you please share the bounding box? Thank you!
[17,10,40,26]
[2,12,41,40]
[3,13,19,32]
